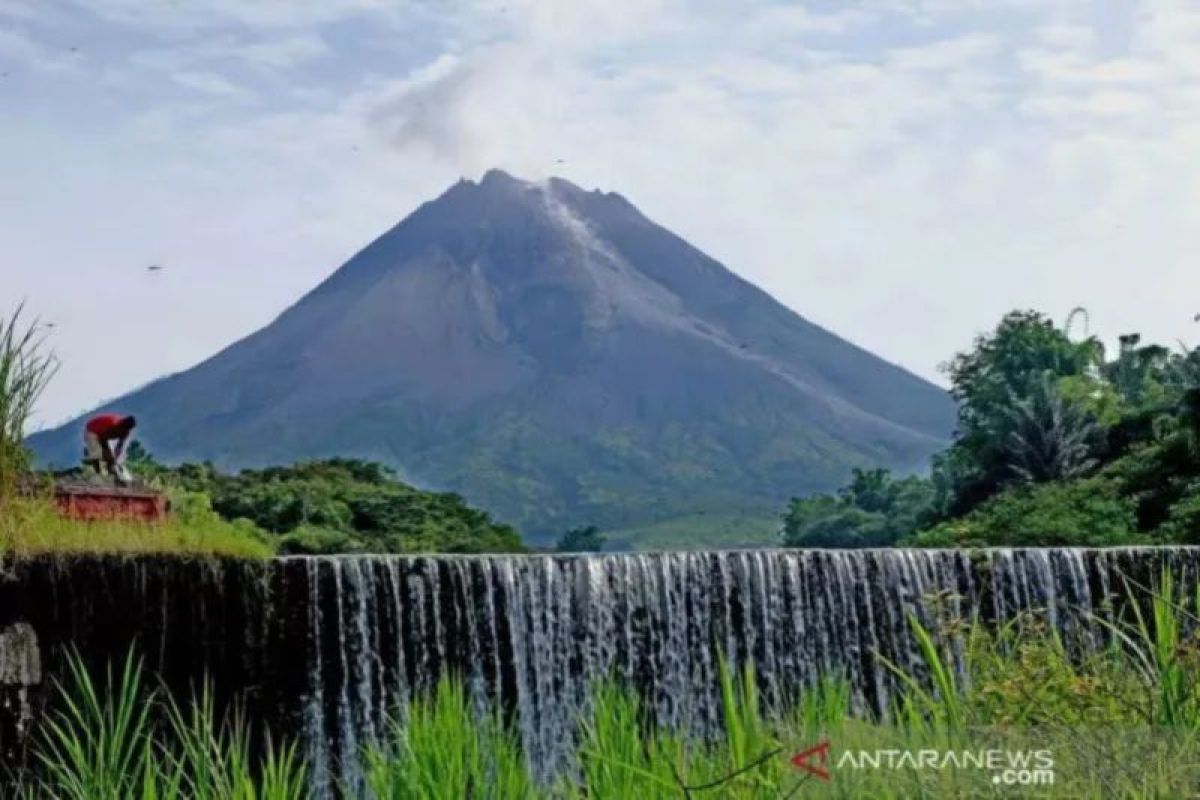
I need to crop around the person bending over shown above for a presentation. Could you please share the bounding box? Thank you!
[82,413,137,477]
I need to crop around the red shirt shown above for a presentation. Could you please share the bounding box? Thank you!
[85,413,126,438]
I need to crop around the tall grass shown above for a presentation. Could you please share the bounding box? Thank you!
[363,677,533,800]
[17,652,305,799]
[1109,570,1200,729]
[0,494,273,558]
[21,572,1200,798]
[0,303,57,498]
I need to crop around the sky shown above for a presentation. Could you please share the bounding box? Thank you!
[4,0,1200,428]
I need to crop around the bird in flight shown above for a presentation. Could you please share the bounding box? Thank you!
[147,264,163,272]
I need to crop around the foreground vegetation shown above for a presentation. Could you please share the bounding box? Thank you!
[786,309,1200,548]
[14,651,306,800]
[0,492,274,559]
[17,576,1200,798]
[0,304,271,558]
[1,456,526,559]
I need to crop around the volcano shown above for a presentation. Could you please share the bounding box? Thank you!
[30,170,955,544]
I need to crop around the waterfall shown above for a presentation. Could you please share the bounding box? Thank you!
[0,547,1196,797]
[290,548,1199,796]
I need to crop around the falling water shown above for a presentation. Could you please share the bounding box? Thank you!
[290,547,1200,796]
[0,548,1197,797]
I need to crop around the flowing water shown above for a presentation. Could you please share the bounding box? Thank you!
[0,548,1196,797]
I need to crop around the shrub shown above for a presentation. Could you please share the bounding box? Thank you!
[909,477,1143,547]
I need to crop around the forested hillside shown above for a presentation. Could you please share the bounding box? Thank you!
[130,453,525,554]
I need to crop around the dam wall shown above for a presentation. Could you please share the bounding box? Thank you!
[0,548,1194,796]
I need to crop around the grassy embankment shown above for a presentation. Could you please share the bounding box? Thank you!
[1,305,270,558]
[0,493,274,559]
[17,575,1200,798]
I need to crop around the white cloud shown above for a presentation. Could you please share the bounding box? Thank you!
[238,33,329,70]
[68,0,394,30]
[886,32,1002,71]
[170,70,248,98]
[8,0,1200,426]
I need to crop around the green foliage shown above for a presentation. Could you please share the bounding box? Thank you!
[904,571,1200,732]
[938,310,1106,515]
[555,525,605,553]
[787,308,1200,548]
[1101,437,1199,535]
[13,446,519,557]
[0,304,57,494]
[946,309,1102,433]
[571,682,686,798]
[0,494,273,559]
[782,468,934,548]
[277,525,366,555]
[1156,482,1200,542]
[22,651,305,800]
[998,375,1100,483]
[364,677,532,800]
[148,457,526,555]
[1103,333,1174,410]
[33,650,154,800]
[909,478,1141,548]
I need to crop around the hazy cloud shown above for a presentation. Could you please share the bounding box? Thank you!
[6,0,1200,427]
[170,70,248,98]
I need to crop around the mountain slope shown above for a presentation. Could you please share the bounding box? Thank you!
[30,170,956,544]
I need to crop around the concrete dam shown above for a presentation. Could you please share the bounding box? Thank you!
[0,548,1195,797]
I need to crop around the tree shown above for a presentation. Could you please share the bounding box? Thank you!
[790,311,1200,549]
[556,525,605,553]
[124,441,170,481]
[909,478,1140,548]
[936,310,1105,515]
[946,310,1102,428]
[0,305,57,493]
[1157,482,1200,542]
[782,468,934,548]
[1183,387,1200,454]
[154,458,527,554]
[1103,333,1172,408]
[997,376,1099,484]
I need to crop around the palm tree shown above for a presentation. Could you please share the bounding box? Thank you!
[998,375,1099,484]
[1104,333,1171,407]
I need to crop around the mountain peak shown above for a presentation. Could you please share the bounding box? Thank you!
[30,174,955,544]
[478,167,525,187]
[470,169,593,198]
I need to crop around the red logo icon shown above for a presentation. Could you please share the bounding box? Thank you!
[791,740,832,781]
